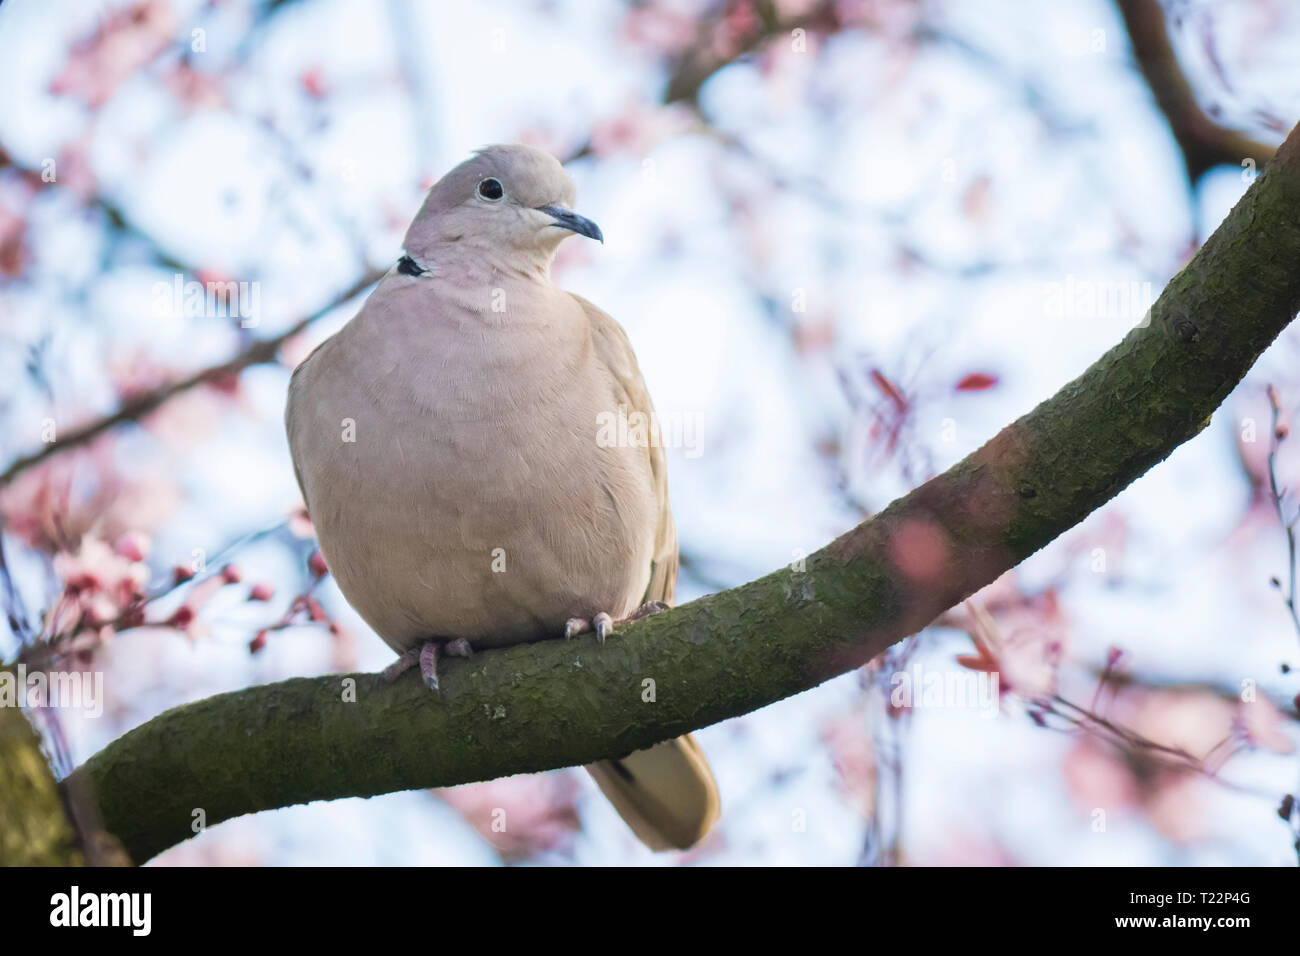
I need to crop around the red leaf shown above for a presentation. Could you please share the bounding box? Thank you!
[956,373,998,392]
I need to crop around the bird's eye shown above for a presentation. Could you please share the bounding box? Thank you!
[477,178,504,201]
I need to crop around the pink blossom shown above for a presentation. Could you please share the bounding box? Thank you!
[49,0,176,109]
[820,708,877,816]
[439,774,581,860]
[308,552,329,578]
[47,535,150,640]
[1237,697,1294,755]
[0,203,27,276]
[113,531,150,563]
[618,3,697,59]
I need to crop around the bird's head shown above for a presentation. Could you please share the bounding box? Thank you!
[402,144,602,272]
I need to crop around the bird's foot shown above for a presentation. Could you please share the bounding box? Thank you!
[563,602,668,644]
[381,646,420,683]
[625,600,670,622]
[382,638,473,693]
[444,638,474,659]
[565,612,613,643]
[419,641,441,692]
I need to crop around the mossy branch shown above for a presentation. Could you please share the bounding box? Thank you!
[65,122,1300,864]
[0,703,83,865]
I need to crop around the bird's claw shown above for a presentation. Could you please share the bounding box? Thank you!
[419,642,440,693]
[564,604,665,643]
[384,638,473,694]
[564,614,613,642]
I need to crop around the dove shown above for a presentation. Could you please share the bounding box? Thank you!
[285,144,719,851]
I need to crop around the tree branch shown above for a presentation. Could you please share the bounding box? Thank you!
[66,120,1300,863]
[1115,0,1277,182]
[0,269,384,489]
[0,703,82,865]
[0,692,127,865]
[662,0,841,106]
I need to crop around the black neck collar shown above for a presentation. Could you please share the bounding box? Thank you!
[396,254,428,277]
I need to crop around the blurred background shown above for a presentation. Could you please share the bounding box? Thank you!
[1,0,1299,866]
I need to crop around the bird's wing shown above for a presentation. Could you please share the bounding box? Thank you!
[572,294,719,852]
[573,293,678,605]
[284,334,337,507]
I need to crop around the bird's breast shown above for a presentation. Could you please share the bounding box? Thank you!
[288,315,657,651]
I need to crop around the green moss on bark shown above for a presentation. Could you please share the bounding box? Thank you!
[0,702,82,865]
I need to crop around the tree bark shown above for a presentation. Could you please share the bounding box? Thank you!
[59,122,1300,863]
[0,699,82,865]
[0,674,131,864]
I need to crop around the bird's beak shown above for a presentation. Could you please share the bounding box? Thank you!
[537,205,603,243]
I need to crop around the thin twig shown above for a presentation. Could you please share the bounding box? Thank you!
[1265,386,1300,643]
[0,268,384,489]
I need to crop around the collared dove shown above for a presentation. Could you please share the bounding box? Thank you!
[285,144,719,852]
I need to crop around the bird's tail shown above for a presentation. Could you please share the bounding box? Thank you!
[585,734,720,851]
